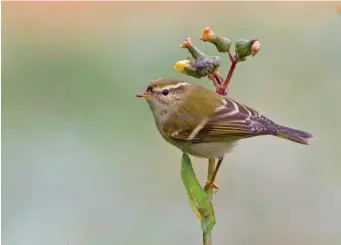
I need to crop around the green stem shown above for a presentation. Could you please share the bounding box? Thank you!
[203,158,216,245]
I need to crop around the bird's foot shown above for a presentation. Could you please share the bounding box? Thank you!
[203,180,219,193]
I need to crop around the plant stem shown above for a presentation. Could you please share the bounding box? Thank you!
[203,158,216,245]
[208,74,221,88]
[223,59,238,88]
[216,58,238,96]
[227,50,234,63]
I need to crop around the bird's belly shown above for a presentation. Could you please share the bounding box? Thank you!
[181,141,239,159]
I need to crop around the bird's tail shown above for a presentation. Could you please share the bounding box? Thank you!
[275,125,313,145]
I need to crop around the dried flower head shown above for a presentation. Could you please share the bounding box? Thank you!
[200,27,216,41]
[180,38,193,49]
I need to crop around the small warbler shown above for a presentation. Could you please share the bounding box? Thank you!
[136,78,312,189]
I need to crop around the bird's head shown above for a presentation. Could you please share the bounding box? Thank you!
[136,78,190,111]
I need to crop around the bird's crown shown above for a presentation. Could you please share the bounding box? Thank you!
[145,78,189,94]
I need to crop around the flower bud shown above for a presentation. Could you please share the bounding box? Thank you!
[200,27,215,41]
[234,39,259,61]
[174,60,202,78]
[179,38,192,49]
[212,36,232,53]
[180,37,209,60]
[194,57,220,77]
[174,56,221,78]
[251,40,260,57]
[200,27,232,53]
[174,60,190,73]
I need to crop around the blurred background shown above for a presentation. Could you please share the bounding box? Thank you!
[2,2,341,245]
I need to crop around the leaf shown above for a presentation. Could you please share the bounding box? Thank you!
[180,152,216,233]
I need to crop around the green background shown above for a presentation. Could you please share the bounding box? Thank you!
[2,2,341,245]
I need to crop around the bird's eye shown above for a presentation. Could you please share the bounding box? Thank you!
[162,89,169,96]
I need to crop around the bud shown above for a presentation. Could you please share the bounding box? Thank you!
[212,36,232,53]
[200,27,232,53]
[234,39,259,61]
[180,37,209,60]
[193,57,220,77]
[174,59,191,73]
[174,60,202,78]
[179,37,192,49]
[200,27,215,41]
[174,56,220,78]
[251,40,260,57]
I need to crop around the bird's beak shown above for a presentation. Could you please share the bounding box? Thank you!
[136,92,152,99]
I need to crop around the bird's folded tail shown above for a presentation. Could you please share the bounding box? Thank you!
[275,125,313,145]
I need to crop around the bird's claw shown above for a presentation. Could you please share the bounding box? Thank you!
[204,180,219,193]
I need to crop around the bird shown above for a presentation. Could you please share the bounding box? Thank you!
[136,77,312,189]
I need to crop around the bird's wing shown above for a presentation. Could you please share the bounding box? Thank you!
[168,97,279,143]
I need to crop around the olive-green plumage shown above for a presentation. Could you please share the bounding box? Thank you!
[137,78,312,159]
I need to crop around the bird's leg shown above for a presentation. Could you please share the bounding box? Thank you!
[204,158,223,192]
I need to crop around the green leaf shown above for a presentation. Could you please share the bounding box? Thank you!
[180,152,216,233]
